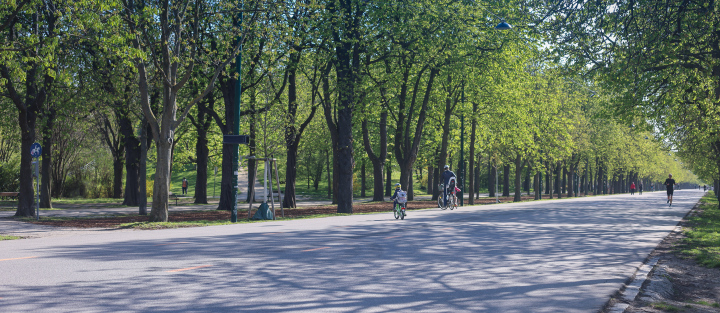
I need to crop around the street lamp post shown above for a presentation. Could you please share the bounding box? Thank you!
[230,3,243,223]
[459,82,465,206]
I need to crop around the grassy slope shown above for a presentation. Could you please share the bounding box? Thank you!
[682,191,720,267]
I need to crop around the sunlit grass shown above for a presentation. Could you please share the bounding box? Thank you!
[681,191,720,268]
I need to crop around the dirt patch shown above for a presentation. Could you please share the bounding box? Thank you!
[624,203,720,313]
[6,194,585,229]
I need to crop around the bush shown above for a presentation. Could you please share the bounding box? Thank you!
[0,158,20,192]
[146,180,154,197]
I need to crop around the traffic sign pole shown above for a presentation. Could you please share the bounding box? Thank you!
[30,142,42,220]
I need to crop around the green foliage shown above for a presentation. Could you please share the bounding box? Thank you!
[0,156,20,192]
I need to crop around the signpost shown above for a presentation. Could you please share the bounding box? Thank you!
[30,143,42,220]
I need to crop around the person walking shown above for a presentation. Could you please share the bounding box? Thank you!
[639,182,643,195]
[630,182,636,195]
[704,185,707,192]
[182,178,189,195]
[664,174,677,206]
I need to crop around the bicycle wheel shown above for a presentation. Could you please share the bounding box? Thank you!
[439,194,447,210]
[394,204,400,219]
[400,207,405,220]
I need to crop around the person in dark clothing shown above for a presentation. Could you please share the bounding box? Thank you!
[639,183,643,195]
[704,185,707,192]
[442,165,456,208]
[664,174,677,206]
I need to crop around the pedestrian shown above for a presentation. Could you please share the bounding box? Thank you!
[630,182,636,195]
[639,182,643,195]
[664,174,677,206]
[704,185,707,192]
[182,178,188,195]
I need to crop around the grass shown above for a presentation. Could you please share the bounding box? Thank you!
[686,300,720,308]
[53,198,125,204]
[680,191,720,267]
[650,302,684,312]
[0,235,22,241]
[118,213,354,229]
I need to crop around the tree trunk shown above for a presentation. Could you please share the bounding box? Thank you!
[545,162,551,194]
[361,159,366,197]
[385,162,392,197]
[558,165,569,198]
[555,162,562,199]
[426,166,433,195]
[534,171,540,200]
[514,155,524,202]
[149,141,171,222]
[567,163,574,198]
[113,157,124,199]
[194,129,209,204]
[326,149,332,199]
[138,118,149,215]
[283,144,299,208]
[468,104,477,205]
[489,162,496,197]
[502,164,510,197]
[121,116,140,206]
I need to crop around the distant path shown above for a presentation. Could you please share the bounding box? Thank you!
[0,190,705,312]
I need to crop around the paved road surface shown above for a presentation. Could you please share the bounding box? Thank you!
[0,190,705,312]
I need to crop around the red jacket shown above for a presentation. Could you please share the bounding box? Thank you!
[630,183,636,189]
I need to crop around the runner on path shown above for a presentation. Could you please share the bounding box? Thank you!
[664,174,677,206]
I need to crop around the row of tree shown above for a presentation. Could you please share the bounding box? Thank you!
[1,0,710,222]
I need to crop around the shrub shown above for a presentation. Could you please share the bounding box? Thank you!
[146,180,154,197]
[0,158,20,192]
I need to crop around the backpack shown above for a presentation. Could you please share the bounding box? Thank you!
[397,190,407,203]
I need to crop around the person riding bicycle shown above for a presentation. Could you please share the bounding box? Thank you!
[442,165,456,208]
[390,183,407,215]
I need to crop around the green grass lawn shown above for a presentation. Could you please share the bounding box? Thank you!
[0,235,22,241]
[681,191,720,267]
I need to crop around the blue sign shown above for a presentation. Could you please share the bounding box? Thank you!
[30,143,42,158]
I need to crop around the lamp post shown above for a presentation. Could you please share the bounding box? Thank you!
[460,81,465,206]
[230,3,243,223]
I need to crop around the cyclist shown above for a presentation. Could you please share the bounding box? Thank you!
[664,174,677,206]
[390,183,407,216]
[442,165,456,208]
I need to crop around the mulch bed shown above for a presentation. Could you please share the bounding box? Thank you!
[13,193,581,229]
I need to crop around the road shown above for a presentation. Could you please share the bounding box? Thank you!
[0,190,705,312]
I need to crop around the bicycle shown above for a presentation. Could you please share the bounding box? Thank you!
[437,182,459,210]
[393,201,406,220]
[394,190,407,220]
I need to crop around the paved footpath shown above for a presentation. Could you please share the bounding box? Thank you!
[0,190,705,312]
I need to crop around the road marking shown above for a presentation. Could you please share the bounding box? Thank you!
[302,247,330,252]
[154,242,190,246]
[0,256,38,262]
[384,235,400,239]
[166,265,213,273]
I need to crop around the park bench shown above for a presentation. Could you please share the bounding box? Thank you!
[169,193,179,206]
[0,192,19,200]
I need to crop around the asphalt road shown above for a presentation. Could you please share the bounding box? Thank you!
[0,190,705,312]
